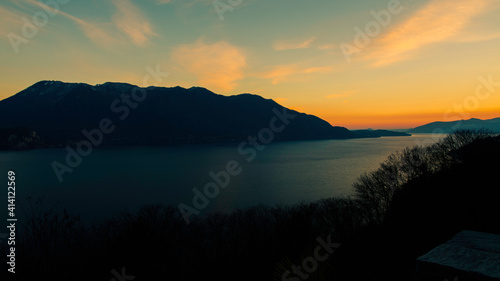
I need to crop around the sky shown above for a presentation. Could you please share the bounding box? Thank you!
[1,0,500,129]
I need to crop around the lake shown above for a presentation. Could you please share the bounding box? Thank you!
[0,134,445,222]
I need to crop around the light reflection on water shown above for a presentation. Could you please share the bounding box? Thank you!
[0,134,445,222]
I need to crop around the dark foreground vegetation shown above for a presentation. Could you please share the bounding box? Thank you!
[1,130,499,280]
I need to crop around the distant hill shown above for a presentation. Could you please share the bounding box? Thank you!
[409,117,500,134]
[352,129,411,137]
[0,81,377,148]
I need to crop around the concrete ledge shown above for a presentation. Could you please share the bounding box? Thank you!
[417,230,500,281]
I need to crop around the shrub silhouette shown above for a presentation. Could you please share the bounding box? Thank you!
[353,129,496,225]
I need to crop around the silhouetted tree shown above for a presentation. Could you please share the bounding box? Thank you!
[353,129,497,225]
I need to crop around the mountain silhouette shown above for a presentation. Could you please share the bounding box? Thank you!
[0,81,371,146]
[409,117,500,134]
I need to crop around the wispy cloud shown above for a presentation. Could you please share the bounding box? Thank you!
[363,0,491,67]
[110,0,157,46]
[25,0,123,47]
[19,0,155,47]
[258,65,298,84]
[273,37,316,51]
[1,0,117,47]
[303,66,334,74]
[318,43,336,50]
[0,6,27,35]
[171,39,246,92]
[256,64,334,84]
[78,21,125,47]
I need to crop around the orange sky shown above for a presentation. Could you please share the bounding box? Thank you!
[1,0,500,129]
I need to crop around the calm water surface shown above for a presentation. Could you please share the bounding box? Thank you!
[0,134,445,221]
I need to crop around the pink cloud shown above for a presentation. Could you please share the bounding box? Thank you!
[110,0,157,46]
[364,0,491,67]
[171,39,247,92]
